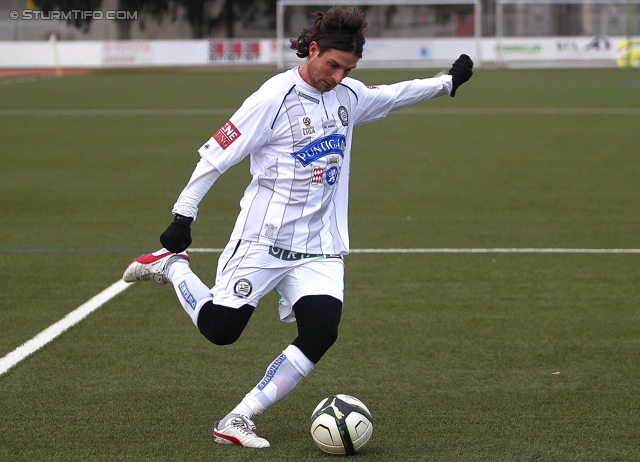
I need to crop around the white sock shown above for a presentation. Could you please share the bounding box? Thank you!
[226,345,315,421]
[166,259,212,325]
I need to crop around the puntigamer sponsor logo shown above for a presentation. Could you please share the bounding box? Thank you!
[257,353,286,390]
[178,281,197,310]
[291,134,346,167]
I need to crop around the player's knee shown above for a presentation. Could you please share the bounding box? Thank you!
[197,301,254,346]
[292,295,342,363]
[324,324,340,347]
[300,323,339,355]
[199,324,240,345]
[314,313,340,349]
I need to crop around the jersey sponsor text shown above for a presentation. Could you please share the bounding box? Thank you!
[291,134,346,167]
[297,91,320,104]
[213,121,241,149]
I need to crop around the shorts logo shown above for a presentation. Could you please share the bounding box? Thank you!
[213,121,241,150]
[268,245,340,260]
[297,91,320,104]
[298,115,316,136]
[269,246,317,260]
[338,106,349,126]
[312,167,324,185]
[233,278,252,298]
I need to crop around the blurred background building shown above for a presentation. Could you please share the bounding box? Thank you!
[1,0,638,41]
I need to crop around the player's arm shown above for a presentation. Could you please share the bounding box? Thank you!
[172,157,221,220]
[160,158,221,253]
[160,88,277,253]
[352,54,473,125]
[387,54,473,109]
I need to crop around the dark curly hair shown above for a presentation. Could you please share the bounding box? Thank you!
[290,6,367,59]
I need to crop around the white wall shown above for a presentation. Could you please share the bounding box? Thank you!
[0,36,635,69]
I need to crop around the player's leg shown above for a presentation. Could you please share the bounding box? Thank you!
[166,256,258,344]
[123,247,270,447]
[222,294,342,416]
[196,300,254,345]
[122,246,256,344]
[215,295,342,448]
[213,341,315,448]
[215,258,343,447]
[121,248,209,314]
[291,294,342,363]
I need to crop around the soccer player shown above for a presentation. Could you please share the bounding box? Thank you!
[123,5,473,449]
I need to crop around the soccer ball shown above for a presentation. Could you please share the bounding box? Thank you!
[310,394,373,455]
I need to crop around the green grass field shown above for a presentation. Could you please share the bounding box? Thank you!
[1,67,639,461]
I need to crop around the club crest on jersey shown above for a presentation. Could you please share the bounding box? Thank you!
[233,278,252,298]
[311,156,342,189]
[213,120,241,150]
[298,115,316,137]
[291,134,346,167]
[323,157,341,189]
[338,106,349,126]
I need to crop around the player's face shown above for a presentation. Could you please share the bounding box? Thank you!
[301,42,359,92]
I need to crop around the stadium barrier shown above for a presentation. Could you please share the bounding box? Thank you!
[0,36,636,69]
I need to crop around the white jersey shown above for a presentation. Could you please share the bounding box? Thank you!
[174,68,452,255]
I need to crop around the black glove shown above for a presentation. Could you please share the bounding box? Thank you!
[160,214,193,253]
[448,54,473,97]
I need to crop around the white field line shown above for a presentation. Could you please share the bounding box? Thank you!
[0,109,233,116]
[188,248,640,254]
[349,248,640,253]
[2,246,638,376]
[398,107,640,115]
[0,280,132,377]
[1,108,639,116]
[0,76,58,85]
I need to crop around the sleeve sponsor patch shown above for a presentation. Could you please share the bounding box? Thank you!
[213,121,241,149]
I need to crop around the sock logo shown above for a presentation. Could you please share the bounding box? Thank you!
[256,353,287,390]
[178,281,197,310]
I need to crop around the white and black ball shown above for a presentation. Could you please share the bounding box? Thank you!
[310,394,373,455]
